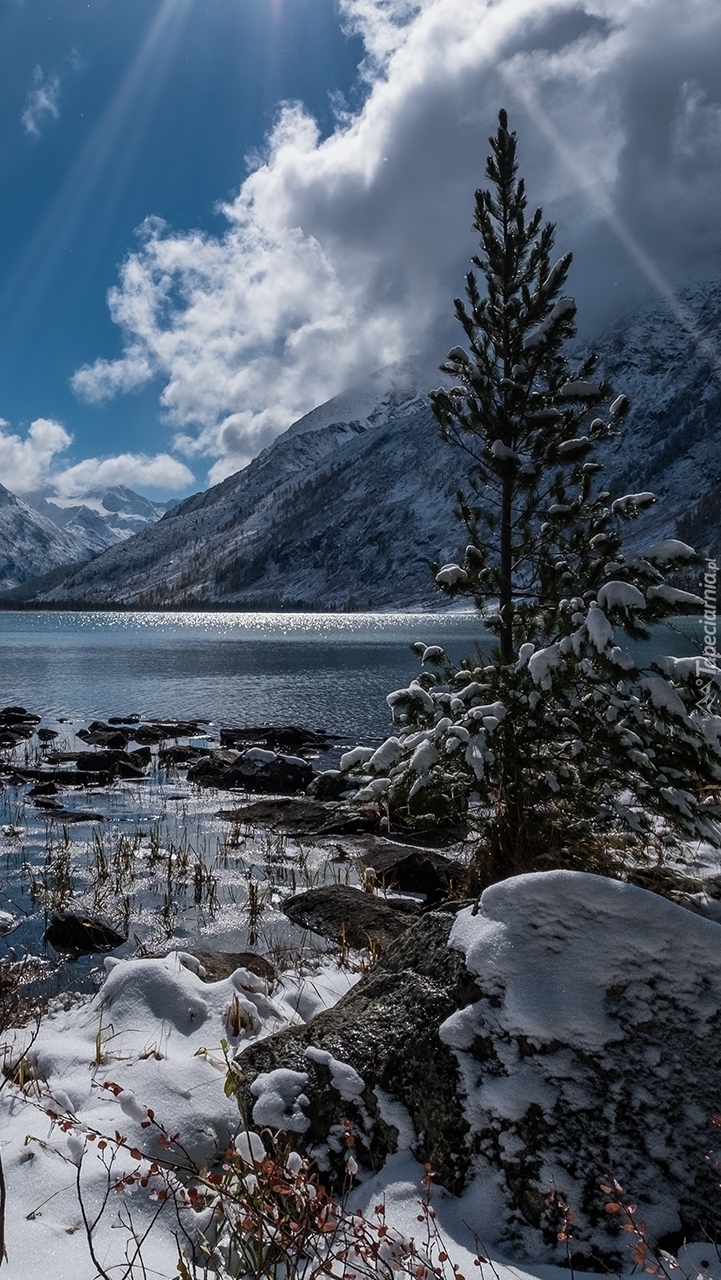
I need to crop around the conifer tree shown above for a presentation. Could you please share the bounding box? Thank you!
[345,111,721,885]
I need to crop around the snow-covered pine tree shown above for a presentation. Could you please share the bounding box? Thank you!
[343,111,721,885]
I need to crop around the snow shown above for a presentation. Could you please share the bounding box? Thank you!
[304,1046,365,1100]
[638,539,696,564]
[597,580,646,611]
[640,676,687,716]
[435,563,468,587]
[558,380,601,397]
[610,491,656,513]
[646,583,704,606]
[585,602,614,652]
[527,643,560,688]
[250,1068,311,1132]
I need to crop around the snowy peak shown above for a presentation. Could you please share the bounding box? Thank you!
[0,483,90,590]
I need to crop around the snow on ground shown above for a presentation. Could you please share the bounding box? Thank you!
[0,951,358,1279]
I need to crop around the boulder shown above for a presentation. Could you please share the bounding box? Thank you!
[352,838,466,902]
[36,728,59,742]
[220,724,333,755]
[230,872,721,1266]
[188,749,314,794]
[216,797,378,835]
[75,750,148,778]
[45,913,126,953]
[282,883,420,951]
[231,908,476,1189]
[76,723,130,749]
[188,950,276,983]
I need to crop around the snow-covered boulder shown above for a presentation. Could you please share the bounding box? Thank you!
[233,872,721,1266]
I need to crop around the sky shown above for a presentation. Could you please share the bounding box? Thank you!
[1,0,721,502]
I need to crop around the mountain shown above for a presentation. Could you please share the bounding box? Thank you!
[12,282,721,609]
[25,485,175,556]
[0,484,90,590]
[27,370,470,609]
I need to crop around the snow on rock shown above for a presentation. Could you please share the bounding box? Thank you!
[439,871,721,1262]
[597,580,646,611]
[250,1068,311,1132]
[304,1046,365,1101]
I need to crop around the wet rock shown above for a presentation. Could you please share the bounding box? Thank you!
[45,913,126,954]
[160,744,210,765]
[0,730,23,749]
[36,728,59,742]
[282,883,420,951]
[220,724,333,755]
[188,750,314,794]
[0,707,41,725]
[127,746,152,767]
[216,797,379,835]
[353,839,467,903]
[231,909,475,1190]
[189,950,276,983]
[132,724,169,744]
[28,781,59,796]
[38,805,105,822]
[108,714,141,725]
[306,770,347,800]
[76,749,148,778]
[76,723,130,749]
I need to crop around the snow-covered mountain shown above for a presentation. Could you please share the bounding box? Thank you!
[12,281,721,608]
[0,484,90,590]
[28,369,469,609]
[25,485,175,556]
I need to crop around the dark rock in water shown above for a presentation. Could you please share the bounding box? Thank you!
[132,720,199,744]
[188,749,313,794]
[36,728,59,742]
[28,781,59,796]
[231,909,475,1190]
[0,731,22,749]
[282,883,420,951]
[108,714,141,724]
[39,805,105,822]
[127,746,152,766]
[189,950,276,983]
[131,724,168,744]
[76,749,149,777]
[45,913,126,954]
[160,744,210,765]
[220,724,333,755]
[216,796,378,835]
[353,839,467,903]
[306,770,347,800]
[76,724,130,749]
[1,707,41,725]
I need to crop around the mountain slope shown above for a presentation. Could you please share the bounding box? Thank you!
[25,485,174,556]
[0,485,90,590]
[20,281,721,609]
[35,380,469,609]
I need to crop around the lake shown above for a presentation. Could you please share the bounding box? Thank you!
[0,608,703,743]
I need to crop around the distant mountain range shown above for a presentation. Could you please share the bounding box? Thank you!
[0,485,174,591]
[2,282,720,608]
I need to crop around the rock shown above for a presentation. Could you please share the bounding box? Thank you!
[188,750,314,794]
[36,728,59,742]
[76,723,130,749]
[127,746,152,767]
[45,913,126,953]
[281,883,420,951]
[231,872,721,1266]
[221,724,333,755]
[159,744,210,765]
[28,781,59,796]
[39,806,105,822]
[188,950,276,983]
[216,797,378,835]
[231,908,476,1189]
[352,839,466,903]
[306,770,348,800]
[0,707,40,725]
[75,749,148,777]
[108,714,141,724]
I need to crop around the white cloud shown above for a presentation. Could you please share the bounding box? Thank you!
[0,416,193,497]
[0,417,72,491]
[21,66,61,138]
[53,452,194,497]
[72,0,721,485]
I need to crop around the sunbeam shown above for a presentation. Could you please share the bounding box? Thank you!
[0,0,194,337]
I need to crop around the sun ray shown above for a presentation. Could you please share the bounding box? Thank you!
[0,0,194,337]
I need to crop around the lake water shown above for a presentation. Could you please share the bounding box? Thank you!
[0,609,703,743]
[0,608,704,995]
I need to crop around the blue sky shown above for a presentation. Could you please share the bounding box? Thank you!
[1,0,721,501]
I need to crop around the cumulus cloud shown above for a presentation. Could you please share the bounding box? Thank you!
[52,452,194,497]
[21,66,61,137]
[72,0,721,485]
[0,417,193,497]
